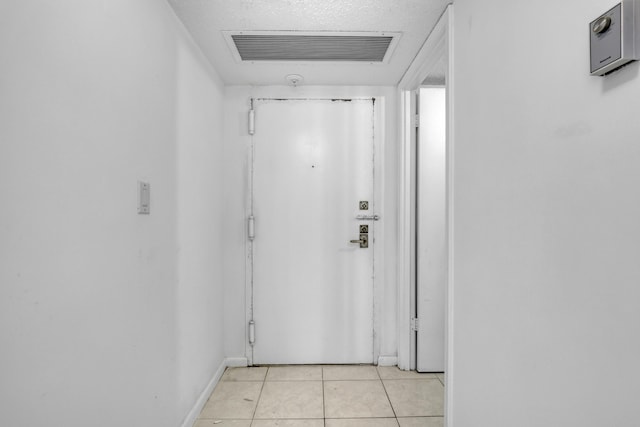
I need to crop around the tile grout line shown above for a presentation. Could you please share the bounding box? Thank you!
[250,367,268,422]
[378,369,400,426]
[322,366,326,427]
[377,366,401,425]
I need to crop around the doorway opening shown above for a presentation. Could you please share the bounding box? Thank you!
[416,85,447,373]
[397,3,454,423]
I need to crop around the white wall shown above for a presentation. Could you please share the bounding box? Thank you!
[451,1,640,426]
[0,1,225,426]
[175,19,226,423]
[223,86,398,363]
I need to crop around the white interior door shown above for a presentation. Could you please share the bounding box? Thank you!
[416,87,446,372]
[251,98,375,365]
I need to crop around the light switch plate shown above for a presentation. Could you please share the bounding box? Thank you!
[138,181,150,214]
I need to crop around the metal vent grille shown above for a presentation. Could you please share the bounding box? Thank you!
[226,32,398,62]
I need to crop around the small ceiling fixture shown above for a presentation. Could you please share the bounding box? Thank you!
[285,74,304,86]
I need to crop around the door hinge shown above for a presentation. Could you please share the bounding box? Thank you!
[248,215,255,240]
[248,320,255,346]
[411,317,419,331]
[248,109,255,135]
[413,114,420,128]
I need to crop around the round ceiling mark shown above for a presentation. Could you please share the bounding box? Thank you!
[285,74,304,86]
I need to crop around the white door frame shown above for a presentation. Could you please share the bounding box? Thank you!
[397,3,455,423]
[244,93,386,367]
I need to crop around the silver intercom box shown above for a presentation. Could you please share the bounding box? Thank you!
[590,1,639,75]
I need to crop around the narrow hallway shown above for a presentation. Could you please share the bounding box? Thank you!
[195,365,444,426]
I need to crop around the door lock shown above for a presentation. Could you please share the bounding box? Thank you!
[350,234,369,248]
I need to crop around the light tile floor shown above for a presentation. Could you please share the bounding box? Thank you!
[195,365,444,427]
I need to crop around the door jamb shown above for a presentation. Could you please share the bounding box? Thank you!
[397,3,454,424]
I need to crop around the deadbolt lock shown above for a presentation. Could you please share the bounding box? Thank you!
[350,233,368,248]
[360,224,369,234]
[359,201,369,210]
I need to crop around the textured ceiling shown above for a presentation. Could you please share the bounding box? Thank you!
[167,0,451,86]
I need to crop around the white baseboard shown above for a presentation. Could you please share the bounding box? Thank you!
[180,357,250,427]
[181,357,248,427]
[377,355,398,367]
[225,357,248,367]
[179,360,225,427]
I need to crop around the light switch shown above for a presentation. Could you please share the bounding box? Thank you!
[138,181,150,214]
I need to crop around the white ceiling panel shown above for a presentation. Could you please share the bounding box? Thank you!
[167,0,451,86]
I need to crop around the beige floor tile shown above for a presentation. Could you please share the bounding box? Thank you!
[254,381,323,419]
[323,365,380,380]
[325,418,399,427]
[384,379,444,417]
[222,367,269,382]
[397,417,444,427]
[199,381,263,419]
[265,366,322,381]
[324,380,394,418]
[251,420,324,426]
[195,420,252,427]
[377,366,438,380]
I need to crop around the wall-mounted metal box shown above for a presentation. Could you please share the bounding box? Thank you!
[590,1,639,76]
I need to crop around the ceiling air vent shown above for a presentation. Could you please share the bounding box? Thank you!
[223,31,401,63]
